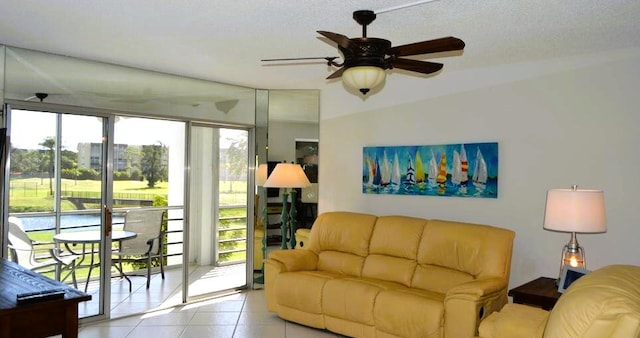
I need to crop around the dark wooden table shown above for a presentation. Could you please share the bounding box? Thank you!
[508,276,561,310]
[0,259,91,338]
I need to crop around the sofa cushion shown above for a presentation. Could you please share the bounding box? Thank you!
[308,212,377,277]
[478,303,549,338]
[374,288,445,338]
[417,220,515,279]
[323,277,407,326]
[412,264,474,293]
[276,270,345,314]
[362,216,426,286]
[308,211,377,256]
[317,251,366,276]
[363,254,417,287]
[368,216,426,258]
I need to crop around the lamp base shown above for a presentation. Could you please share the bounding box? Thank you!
[289,190,298,249]
[556,232,586,284]
[280,190,289,249]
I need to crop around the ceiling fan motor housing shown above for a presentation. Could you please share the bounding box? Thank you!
[339,38,391,70]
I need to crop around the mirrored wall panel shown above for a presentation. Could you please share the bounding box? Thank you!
[3,46,255,124]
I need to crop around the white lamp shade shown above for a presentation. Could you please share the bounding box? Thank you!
[256,164,268,186]
[263,163,311,188]
[342,66,386,93]
[543,188,607,233]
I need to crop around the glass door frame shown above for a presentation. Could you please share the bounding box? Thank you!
[183,122,256,303]
[3,101,115,322]
[3,101,258,317]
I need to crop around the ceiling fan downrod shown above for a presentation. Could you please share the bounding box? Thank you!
[353,10,376,38]
[35,93,48,102]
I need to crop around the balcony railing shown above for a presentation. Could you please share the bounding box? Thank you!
[8,205,249,283]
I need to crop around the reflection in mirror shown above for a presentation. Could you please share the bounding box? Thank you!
[0,45,4,116]
[252,89,319,287]
[267,90,319,234]
[3,46,256,124]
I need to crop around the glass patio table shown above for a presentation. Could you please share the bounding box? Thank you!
[53,230,137,292]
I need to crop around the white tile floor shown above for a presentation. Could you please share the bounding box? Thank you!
[78,263,250,318]
[78,289,343,338]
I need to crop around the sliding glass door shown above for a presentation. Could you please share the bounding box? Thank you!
[6,107,112,320]
[109,116,186,316]
[187,124,250,300]
[5,106,253,319]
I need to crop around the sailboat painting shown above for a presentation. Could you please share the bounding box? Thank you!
[363,142,498,198]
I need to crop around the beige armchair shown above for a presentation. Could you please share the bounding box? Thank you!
[479,265,640,338]
[112,209,166,291]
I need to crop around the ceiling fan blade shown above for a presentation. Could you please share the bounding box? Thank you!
[262,57,336,62]
[388,36,465,57]
[326,67,345,79]
[391,58,443,74]
[317,31,353,50]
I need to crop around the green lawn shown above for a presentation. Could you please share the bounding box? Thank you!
[9,177,248,211]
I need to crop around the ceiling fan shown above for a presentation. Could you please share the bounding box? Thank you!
[263,9,465,95]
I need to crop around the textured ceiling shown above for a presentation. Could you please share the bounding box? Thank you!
[1,0,639,107]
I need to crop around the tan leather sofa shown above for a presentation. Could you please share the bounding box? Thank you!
[264,211,515,338]
[478,264,640,338]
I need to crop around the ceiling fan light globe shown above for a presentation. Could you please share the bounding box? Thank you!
[342,66,386,95]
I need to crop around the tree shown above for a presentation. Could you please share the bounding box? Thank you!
[9,148,33,174]
[39,137,56,196]
[60,149,77,170]
[124,145,142,175]
[224,135,247,192]
[141,142,167,188]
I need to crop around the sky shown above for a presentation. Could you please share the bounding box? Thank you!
[10,109,182,150]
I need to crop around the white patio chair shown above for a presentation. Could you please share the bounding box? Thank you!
[112,209,166,292]
[7,217,78,288]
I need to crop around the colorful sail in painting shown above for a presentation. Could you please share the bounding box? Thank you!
[365,157,375,187]
[404,156,416,187]
[391,152,401,190]
[472,148,488,192]
[427,149,438,187]
[452,145,469,190]
[381,151,391,186]
[415,152,425,184]
[460,145,469,187]
[452,150,462,185]
[373,157,382,187]
[436,153,447,187]
[436,153,448,195]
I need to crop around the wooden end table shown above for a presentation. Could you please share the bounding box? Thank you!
[0,259,91,338]
[508,276,561,310]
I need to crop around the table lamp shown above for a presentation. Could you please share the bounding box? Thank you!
[263,163,311,249]
[543,185,606,284]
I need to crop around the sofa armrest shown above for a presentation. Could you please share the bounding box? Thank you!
[267,248,318,272]
[264,249,319,312]
[443,277,509,337]
[446,276,506,300]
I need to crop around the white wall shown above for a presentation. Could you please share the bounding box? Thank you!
[318,48,640,288]
[268,121,319,163]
